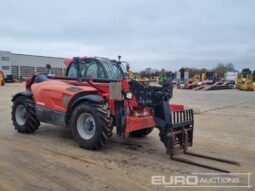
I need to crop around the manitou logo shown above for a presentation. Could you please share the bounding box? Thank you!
[151,175,198,186]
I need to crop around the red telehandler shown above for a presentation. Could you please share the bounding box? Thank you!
[11,56,239,172]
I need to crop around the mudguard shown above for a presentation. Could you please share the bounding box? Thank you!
[12,91,32,102]
[65,94,105,126]
[70,95,104,107]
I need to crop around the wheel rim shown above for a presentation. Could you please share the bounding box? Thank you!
[15,104,27,126]
[77,113,96,140]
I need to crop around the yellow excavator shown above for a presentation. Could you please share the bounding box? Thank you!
[127,70,151,85]
[237,68,254,91]
[0,71,5,86]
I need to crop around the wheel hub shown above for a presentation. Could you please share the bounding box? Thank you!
[77,113,96,140]
[15,104,27,126]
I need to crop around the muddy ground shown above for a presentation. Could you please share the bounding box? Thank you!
[0,83,254,191]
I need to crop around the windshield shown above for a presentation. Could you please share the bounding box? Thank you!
[66,58,126,81]
[98,58,125,80]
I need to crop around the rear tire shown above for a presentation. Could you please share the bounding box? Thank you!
[129,127,154,137]
[70,102,112,150]
[12,96,40,133]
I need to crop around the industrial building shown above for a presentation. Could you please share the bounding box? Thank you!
[0,50,65,79]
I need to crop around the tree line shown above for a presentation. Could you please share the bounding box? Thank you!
[140,63,236,79]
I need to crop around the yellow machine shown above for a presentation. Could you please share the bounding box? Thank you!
[127,71,150,85]
[193,74,200,82]
[128,70,135,80]
[237,74,253,90]
[0,71,5,86]
[137,74,149,85]
[237,68,254,91]
[137,74,143,82]
[200,71,217,82]
[0,76,4,86]
[201,72,206,81]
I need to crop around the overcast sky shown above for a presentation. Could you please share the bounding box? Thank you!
[0,0,255,71]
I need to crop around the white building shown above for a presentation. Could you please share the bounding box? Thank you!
[0,50,65,79]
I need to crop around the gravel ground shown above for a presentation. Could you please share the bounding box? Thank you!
[0,83,254,191]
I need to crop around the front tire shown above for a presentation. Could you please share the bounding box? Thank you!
[12,96,40,133]
[70,102,112,150]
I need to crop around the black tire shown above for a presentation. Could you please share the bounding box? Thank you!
[70,102,112,150]
[108,116,114,137]
[159,128,169,150]
[11,96,40,133]
[129,127,154,137]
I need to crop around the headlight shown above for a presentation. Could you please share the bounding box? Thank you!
[125,92,133,100]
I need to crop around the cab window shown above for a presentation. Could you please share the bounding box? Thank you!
[84,61,106,79]
[100,59,124,80]
[67,64,77,78]
[67,60,106,79]
[85,63,97,78]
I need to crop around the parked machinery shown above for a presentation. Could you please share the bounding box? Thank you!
[127,70,135,80]
[237,68,254,91]
[158,72,173,85]
[200,71,217,84]
[137,74,149,85]
[0,71,5,86]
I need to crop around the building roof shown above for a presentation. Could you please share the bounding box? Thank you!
[0,50,65,59]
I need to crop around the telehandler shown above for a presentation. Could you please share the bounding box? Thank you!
[12,56,239,172]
